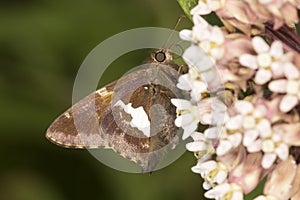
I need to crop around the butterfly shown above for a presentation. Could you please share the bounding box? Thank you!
[46,49,187,173]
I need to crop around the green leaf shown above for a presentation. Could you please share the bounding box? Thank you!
[177,0,198,21]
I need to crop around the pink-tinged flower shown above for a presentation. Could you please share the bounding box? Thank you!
[212,101,256,156]
[253,98,281,124]
[180,15,225,60]
[273,123,300,146]
[225,100,269,150]
[192,160,228,190]
[204,182,243,199]
[171,99,200,140]
[268,62,300,112]
[217,145,247,171]
[244,123,290,169]
[217,0,298,34]
[229,152,264,194]
[216,0,264,34]
[255,0,299,30]
[223,99,290,169]
[247,122,300,169]
[263,156,300,200]
[239,37,287,85]
[217,34,255,91]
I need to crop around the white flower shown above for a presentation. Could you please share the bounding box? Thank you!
[186,132,216,161]
[244,121,289,169]
[217,129,242,156]
[226,100,288,168]
[201,98,228,126]
[180,15,225,60]
[239,37,286,85]
[212,119,242,156]
[268,62,300,112]
[260,126,289,169]
[192,160,228,190]
[177,67,209,102]
[204,183,243,200]
[228,101,269,148]
[171,99,200,140]
[191,0,224,15]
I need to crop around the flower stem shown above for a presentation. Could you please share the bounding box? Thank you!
[264,21,300,53]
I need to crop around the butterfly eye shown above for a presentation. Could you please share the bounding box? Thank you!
[155,51,166,62]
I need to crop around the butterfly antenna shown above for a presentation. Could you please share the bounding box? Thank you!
[162,15,187,50]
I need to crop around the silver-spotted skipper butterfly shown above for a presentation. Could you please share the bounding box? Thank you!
[46,49,187,173]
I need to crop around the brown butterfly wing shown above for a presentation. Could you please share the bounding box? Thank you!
[46,81,116,148]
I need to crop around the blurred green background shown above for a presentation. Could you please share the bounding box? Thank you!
[0,0,206,200]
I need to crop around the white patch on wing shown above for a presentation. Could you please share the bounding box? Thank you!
[115,100,150,137]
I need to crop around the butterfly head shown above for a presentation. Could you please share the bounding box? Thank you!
[150,49,173,63]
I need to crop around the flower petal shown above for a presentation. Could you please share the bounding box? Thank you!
[199,160,218,173]
[243,129,259,147]
[183,45,215,71]
[235,100,254,115]
[284,62,299,80]
[280,94,298,112]
[252,37,270,54]
[179,29,193,41]
[257,119,272,138]
[268,79,287,93]
[271,61,284,77]
[255,69,272,85]
[269,41,283,58]
[171,98,191,110]
[217,140,233,156]
[211,27,224,44]
[204,183,231,199]
[231,190,243,200]
[214,170,228,184]
[247,139,262,153]
[226,115,243,130]
[191,132,206,141]
[262,153,277,169]
[182,122,198,140]
[175,114,193,127]
[203,181,212,190]
[228,133,242,148]
[264,156,298,199]
[186,141,207,152]
[275,143,289,161]
[204,127,219,139]
[278,123,300,146]
[239,54,258,69]
[177,74,192,91]
[191,2,212,15]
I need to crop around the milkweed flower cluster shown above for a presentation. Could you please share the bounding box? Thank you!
[174,1,300,199]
